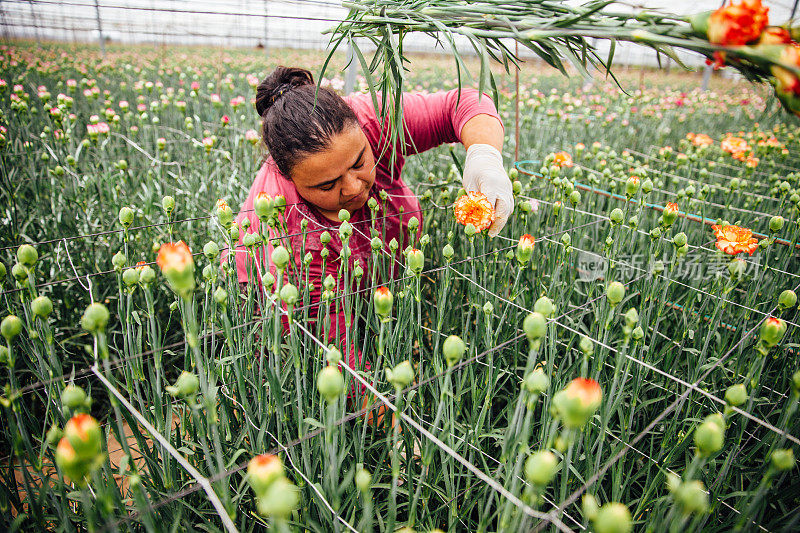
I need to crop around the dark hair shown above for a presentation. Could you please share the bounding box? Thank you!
[255,66,359,177]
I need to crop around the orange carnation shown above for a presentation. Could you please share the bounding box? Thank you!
[721,135,751,159]
[156,241,193,272]
[771,44,800,97]
[712,225,759,255]
[759,26,792,45]
[708,0,769,46]
[690,133,714,147]
[454,191,495,232]
[553,151,573,168]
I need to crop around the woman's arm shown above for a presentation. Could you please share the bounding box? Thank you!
[459,113,504,152]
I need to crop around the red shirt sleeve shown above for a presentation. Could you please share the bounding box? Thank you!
[398,87,504,155]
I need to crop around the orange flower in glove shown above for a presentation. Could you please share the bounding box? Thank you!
[454,191,495,232]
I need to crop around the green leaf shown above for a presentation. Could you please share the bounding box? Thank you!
[304,417,325,430]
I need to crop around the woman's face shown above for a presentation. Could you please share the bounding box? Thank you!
[289,124,376,222]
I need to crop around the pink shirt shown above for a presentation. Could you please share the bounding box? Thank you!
[230,88,502,362]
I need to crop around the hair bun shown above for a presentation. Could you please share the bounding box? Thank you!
[255,66,314,117]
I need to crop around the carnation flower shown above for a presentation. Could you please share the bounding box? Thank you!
[156,241,195,297]
[553,151,573,168]
[454,191,495,232]
[707,0,769,46]
[711,224,759,255]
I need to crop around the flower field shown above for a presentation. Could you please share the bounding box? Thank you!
[1,41,800,533]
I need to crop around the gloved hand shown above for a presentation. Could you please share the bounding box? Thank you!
[462,144,514,237]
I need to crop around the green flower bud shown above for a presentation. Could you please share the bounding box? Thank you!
[551,378,602,428]
[569,190,581,206]
[355,466,372,492]
[624,308,638,328]
[46,425,63,446]
[215,199,233,226]
[271,246,290,270]
[339,220,353,239]
[56,437,89,483]
[673,232,687,248]
[320,231,332,245]
[118,206,135,228]
[242,232,260,248]
[609,208,624,225]
[728,258,746,279]
[523,312,547,340]
[670,476,708,515]
[203,241,220,260]
[371,237,382,251]
[769,216,784,233]
[641,178,653,194]
[317,365,345,403]
[593,502,632,533]
[254,193,275,220]
[31,295,53,319]
[17,244,38,267]
[760,317,787,348]
[229,222,240,242]
[524,450,558,486]
[579,336,594,356]
[166,371,199,398]
[338,209,350,222]
[695,414,725,456]
[778,289,797,310]
[464,223,477,237]
[279,283,299,306]
[326,347,342,365]
[582,494,600,521]
[122,268,139,287]
[256,477,299,518]
[213,287,228,305]
[0,262,6,284]
[80,303,110,333]
[138,265,156,285]
[483,301,494,315]
[724,384,747,407]
[533,296,555,318]
[771,448,795,471]
[61,384,87,410]
[406,248,424,274]
[386,360,414,390]
[161,195,175,214]
[523,368,549,395]
[112,251,127,271]
[443,335,466,367]
[631,326,644,341]
[443,243,454,261]
[1,315,23,341]
[606,281,625,306]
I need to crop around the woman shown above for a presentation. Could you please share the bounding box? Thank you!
[232,66,512,368]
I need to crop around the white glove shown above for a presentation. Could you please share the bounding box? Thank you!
[462,144,514,237]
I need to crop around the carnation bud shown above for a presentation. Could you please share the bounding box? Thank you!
[46,424,63,446]
[724,383,747,407]
[406,248,424,274]
[371,237,382,251]
[1,315,23,341]
[443,335,466,367]
[728,258,746,279]
[17,244,38,267]
[582,494,600,520]
[694,413,725,456]
[771,448,795,471]
[673,232,687,248]
[161,195,175,214]
[112,250,127,271]
[386,360,414,390]
[580,336,594,356]
[355,466,372,492]
[215,199,233,226]
[247,454,284,496]
[606,281,625,306]
[593,503,632,533]
[778,289,797,310]
[569,190,581,206]
[641,178,653,194]
[524,450,558,486]
[118,206,135,228]
[31,295,53,319]
[625,176,640,197]
[523,368,549,395]
[523,312,547,340]
[442,243,454,261]
[279,284,299,306]
[624,308,638,328]
[55,437,88,483]
[139,265,156,285]
[166,371,199,398]
[760,317,787,348]
[64,413,102,462]
[326,347,342,365]
[255,477,300,518]
[551,378,602,428]
[769,216,784,233]
[80,303,110,333]
[669,475,708,515]
[320,231,332,245]
[254,194,274,220]
[317,365,345,403]
[61,384,88,411]
[122,268,139,287]
[203,241,220,260]
[271,246,290,270]
[609,208,623,225]
[373,287,393,319]
[533,296,555,318]
[213,287,227,305]
[339,221,353,239]
[338,209,350,222]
